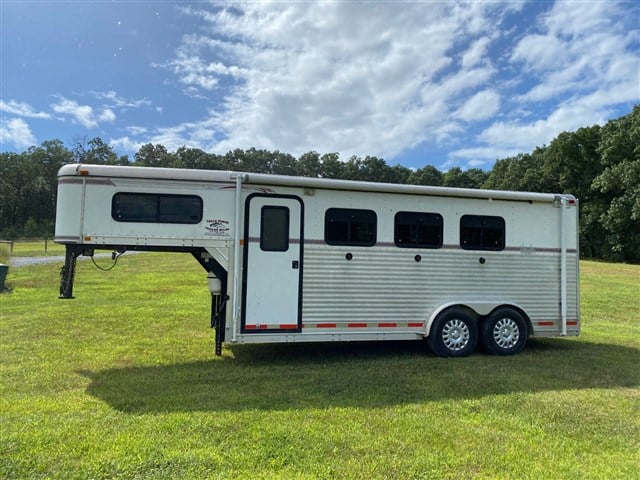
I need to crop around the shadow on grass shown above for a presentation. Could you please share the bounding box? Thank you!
[81,339,639,414]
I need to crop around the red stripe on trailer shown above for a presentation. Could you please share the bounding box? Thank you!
[279,324,298,329]
[245,324,268,330]
[567,321,578,326]
[537,321,554,326]
[347,323,368,328]
[317,323,337,328]
[378,322,397,327]
[408,322,424,328]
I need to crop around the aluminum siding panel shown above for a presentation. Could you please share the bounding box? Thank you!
[302,245,578,334]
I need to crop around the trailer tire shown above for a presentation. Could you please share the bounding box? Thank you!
[481,307,528,355]
[427,308,478,357]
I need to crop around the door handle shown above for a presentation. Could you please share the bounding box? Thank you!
[292,260,299,269]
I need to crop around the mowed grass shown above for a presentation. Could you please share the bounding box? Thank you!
[1,255,638,479]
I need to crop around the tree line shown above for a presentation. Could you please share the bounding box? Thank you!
[1,106,638,262]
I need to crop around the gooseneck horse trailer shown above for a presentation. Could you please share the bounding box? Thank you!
[55,164,580,357]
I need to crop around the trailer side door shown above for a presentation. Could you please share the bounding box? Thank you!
[241,194,303,332]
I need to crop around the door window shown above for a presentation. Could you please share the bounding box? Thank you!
[260,206,290,251]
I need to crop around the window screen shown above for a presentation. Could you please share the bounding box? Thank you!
[112,193,202,224]
[395,211,443,248]
[460,215,505,250]
[260,206,289,251]
[325,208,376,246]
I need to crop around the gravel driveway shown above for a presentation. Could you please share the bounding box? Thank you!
[11,253,126,267]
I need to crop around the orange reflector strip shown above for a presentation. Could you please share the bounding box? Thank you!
[84,236,92,241]
[79,170,89,175]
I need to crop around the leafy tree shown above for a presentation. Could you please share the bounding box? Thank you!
[134,143,172,167]
[296,151,322,178]
[73,137,123,165]
[272,152,297,176]
[408,165,444,186]
[320,153,343,179]
[592,106,640,262]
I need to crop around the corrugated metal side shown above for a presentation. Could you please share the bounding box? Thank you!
[302,245,578,334]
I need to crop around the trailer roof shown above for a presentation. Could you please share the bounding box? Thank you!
[58,163,572,203]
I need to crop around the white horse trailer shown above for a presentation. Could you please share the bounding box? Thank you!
[55,163,580,357]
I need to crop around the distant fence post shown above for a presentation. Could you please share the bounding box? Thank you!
[0,240,13,252]
[45,237,48,253]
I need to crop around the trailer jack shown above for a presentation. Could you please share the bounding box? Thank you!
[59,245,92,299]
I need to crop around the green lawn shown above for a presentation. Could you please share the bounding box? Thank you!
[1,255,638,479]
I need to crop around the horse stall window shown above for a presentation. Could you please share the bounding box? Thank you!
[460,215,505,251]
[394,211,443,248]
[325,208,377,246]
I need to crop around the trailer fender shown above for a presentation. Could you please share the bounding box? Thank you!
[425,302,528,337]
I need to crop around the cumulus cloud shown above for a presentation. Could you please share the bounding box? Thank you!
[450,0,640,168]
[51,96,116,128]
[157,1,520,159]
[455,90,500,122]
[116,0,636,169]
[0,118,37,149]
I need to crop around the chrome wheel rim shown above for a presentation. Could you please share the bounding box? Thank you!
[441,319,470,351]
[493,317,520,349]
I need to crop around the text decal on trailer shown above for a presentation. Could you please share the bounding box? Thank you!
[205,219,230,237]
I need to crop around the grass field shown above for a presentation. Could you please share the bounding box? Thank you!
[1,254,638,479]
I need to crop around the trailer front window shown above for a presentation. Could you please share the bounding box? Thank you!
[460,215,505,251]
[112,193,203,224]
[325,208,376,246]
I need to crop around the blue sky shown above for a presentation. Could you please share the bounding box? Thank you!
[1,0,638,170]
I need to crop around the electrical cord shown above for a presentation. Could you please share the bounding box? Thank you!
[91,250,125,271]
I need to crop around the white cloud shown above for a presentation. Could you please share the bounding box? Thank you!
[160,1,520,159]
[51,96,116,128]
[118,0,636,169]
[0,118,37,149]
[510,0,637,103]
[456,90,501,122]
[461,37,492,69]
[0,100,51,119]
[109,136,143,152]
[98,108,116,123]
[126,126,148,135]
[92,90,152,109]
